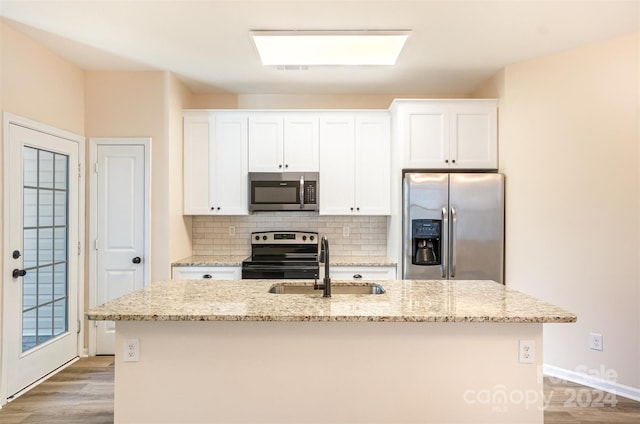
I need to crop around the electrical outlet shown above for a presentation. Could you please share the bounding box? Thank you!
[343,226,350,237]
[123,338,139,362]
[228,226,235,236]
[519,340,535,363]
[589,333,603,351]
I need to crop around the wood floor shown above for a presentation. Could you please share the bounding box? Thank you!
[0,356,638,423]
[0,356,114,424]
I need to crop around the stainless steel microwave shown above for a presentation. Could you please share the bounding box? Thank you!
[249,172,319,212]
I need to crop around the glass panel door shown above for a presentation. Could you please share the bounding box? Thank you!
[4,121,79,401]
[22,147,69,352]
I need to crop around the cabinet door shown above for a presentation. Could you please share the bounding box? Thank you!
[183,111,212,215]
[402,103,449,168]
[248,113,283,172]
[355,113,390,215]
[450,102,497,169]
[172,266,241,280]
[283,113,319,171]
[211,113,248,215]
[319,113,356,215]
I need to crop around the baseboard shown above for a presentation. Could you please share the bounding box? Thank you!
[544,363,640,402]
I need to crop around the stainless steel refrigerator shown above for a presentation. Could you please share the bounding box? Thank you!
[403,172,505,283]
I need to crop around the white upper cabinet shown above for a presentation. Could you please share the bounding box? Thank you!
[183,111,212,215]
[211,113,248,214]
[393,99,497,169]
[183,111,248,215]
[248,113,319,172]
[319,114,356,215]
[320,112,391,215]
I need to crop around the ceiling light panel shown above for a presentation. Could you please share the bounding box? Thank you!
[251,31,410,66]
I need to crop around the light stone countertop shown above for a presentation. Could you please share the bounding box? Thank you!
[172,255,396,267]
[329,256,396,267]
[86,279,576,323]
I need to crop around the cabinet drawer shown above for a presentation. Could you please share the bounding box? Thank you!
[329,266,396,281]
[172,266,241,280]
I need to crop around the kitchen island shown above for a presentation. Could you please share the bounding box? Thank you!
[86,279,575,424]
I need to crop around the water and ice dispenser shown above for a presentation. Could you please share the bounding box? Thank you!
[411,219,442,266]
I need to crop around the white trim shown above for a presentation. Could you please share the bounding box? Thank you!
[544,363,640,402]
[1,113,85,407]
[87,137,151,356]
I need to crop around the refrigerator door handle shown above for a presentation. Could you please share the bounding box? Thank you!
[450,207,457,278]
[441,207,448,278]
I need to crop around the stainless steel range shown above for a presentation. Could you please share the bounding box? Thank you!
[241,231,320,279]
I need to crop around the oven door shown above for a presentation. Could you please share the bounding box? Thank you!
[241,262,319,280]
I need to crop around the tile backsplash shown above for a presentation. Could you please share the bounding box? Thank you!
[192,213,388,257]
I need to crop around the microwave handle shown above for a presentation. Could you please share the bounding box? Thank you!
[299,176,304,209]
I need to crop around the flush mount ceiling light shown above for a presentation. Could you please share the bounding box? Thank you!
[250,30,410,66]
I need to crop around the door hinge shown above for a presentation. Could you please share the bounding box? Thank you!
[78,241,81,256]
[94,162,99,173]
[78,163,81,178]
[94,239,99,250]
[77,319,81,334]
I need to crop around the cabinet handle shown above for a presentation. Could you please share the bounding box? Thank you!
[452,159,456,164]
[356,207,360,211]
[350,207,354,211]
[445,159,449,164]
[285,164,289,168]
[279,164,283,168]
[353,274,362,279]
[203,274,213,279]
[217,207,221,211]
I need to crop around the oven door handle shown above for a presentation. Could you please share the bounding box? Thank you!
[299,176,305,209]
[242,265,318,271]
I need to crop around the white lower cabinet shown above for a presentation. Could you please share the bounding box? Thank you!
[329,266,396,281]
[172,266,241,280]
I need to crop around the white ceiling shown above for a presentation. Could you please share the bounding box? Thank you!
[1,0,638,95]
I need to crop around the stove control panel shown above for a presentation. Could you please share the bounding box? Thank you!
[251,231,318,245]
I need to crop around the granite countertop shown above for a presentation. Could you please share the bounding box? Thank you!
[86,279,576,323]
[330,256,396,267]
[172,255,396,267]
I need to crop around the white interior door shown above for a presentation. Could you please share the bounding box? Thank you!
[3,122,80,399]
[92,141,148,355]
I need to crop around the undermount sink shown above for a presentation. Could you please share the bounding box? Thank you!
[268,282,386,295]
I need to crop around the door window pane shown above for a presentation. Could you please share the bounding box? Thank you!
[22,147,69,352]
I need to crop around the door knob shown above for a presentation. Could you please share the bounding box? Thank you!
[132,257,142,264]
[12,269,27,278]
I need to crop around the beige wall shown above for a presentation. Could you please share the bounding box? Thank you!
[0,23,85,135]
[166,73,193,265]
[475,33,640,388]
[84,71,184,282]
[190,93,461,110]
